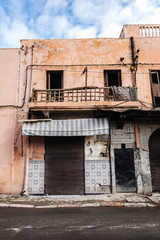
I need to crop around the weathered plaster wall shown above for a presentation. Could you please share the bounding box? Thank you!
[0,49,19,193]
[29,136,45,160]
[138,120,160,194]
[13,47,33,194]
[120,24,160,38]
[110,121,141,193]
[84,135,111,194]
[120,25,142,38]
[85,135,109,160]
[1,26,160,195]
[110,120,160,195]
[21,39,133,93]
[21,37,160,108]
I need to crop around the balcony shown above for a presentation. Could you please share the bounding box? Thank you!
[29,86,139,111]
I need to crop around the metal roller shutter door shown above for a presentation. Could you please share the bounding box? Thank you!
[45,136,84,195]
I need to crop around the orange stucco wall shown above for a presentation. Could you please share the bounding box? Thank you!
[21,35,160,107]
[22,38,133,91]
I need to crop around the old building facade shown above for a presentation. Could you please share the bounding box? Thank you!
[0,24,160,196]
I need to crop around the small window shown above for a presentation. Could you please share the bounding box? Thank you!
[155,97,160,107]
[47,71,63,89]
[150,70,160,108]
[104,70,121,87]
[46,71,63,102]
[151,71,160,84]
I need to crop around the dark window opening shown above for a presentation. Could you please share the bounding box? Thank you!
[121,144,126,149]
[150,70,160,108]
[104,70,121,87]
[149,129,160,192]
[114,148,136,193]
[155,97,160,107]
[47,71,63,89]
[104,70,122,101]
[46,71,63,102]
[151,71,160,84]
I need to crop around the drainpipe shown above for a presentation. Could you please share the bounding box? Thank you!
[130,36,137,87]
[29,45,34,101]
[82,67,88,101]
[85,67,88,101]
[20,45,34,196]
[134,118,139,149]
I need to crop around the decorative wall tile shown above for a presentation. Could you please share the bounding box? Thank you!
[85,159,111,194]
[28,160,45,194]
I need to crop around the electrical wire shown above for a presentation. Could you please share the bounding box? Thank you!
[1,62,160,109]
[0,65,29,109]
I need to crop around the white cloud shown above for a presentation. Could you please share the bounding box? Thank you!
[44,0,67,13]
[0,0,160,47]
[0,20,37,48]
[66,25,97,39]
[51,15,70,38]
[98,23,122,38]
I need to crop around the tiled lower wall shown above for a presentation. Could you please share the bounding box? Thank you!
[28,160,45,194]
[28,159,111,195]
[85,159,111,194]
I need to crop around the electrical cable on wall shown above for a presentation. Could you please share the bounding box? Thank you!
[0,62,160,109]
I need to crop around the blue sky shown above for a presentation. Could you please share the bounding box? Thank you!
[0,0,160,48]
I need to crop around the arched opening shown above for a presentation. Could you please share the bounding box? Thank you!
[149,129,160,192]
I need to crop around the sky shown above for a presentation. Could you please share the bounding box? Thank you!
[0,0,160,48]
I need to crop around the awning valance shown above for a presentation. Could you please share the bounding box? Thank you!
[22,118,109,136]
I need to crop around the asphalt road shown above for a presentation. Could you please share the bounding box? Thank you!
[0,207,160,240]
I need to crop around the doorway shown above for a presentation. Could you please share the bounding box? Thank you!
[45,137,84,195]
[149,129,160,192]
[114,148,136,192]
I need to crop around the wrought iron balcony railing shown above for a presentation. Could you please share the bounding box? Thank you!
[31,86,137,103]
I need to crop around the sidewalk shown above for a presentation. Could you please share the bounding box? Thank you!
[0,193,160,208]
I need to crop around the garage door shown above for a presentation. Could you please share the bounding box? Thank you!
[45,137,84,195]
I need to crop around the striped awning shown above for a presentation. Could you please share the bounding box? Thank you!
[22,118,109,136]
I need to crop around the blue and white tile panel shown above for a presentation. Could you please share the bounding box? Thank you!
[28,160,45,194]
[85,159,111,194]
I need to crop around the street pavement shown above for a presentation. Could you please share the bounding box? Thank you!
[0,207,160,240]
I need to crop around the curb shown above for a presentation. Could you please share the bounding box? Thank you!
[0,203,35,208]
[0,202,158,209]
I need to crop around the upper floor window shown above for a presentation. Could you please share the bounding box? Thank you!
[104,70,121,87]
[150,70,160,108]
[46,71,63,102]
[47,71,63,89]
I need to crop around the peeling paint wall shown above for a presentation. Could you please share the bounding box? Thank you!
[138,120,160,194]
[13,47,33,194]
[29,137,45,160]
[21,38,134,92]
[110,122,140,193]
[84,135,111,194]
[110,120,160,195]
[85,135,109,160]
[1,24,160,194]
[20,37,160,106]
